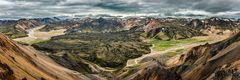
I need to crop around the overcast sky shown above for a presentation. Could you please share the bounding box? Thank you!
[0,0,240,19]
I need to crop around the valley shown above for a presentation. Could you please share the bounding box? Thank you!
[0,17,240,80]
[1,0,240,80]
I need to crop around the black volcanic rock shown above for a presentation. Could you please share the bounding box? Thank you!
[65,17,124,33]
[0,20,16,26]
[188,17,240,30]
[32,30,151,69]
[39,17,240,41]
[37,17,61,24]
[145,25,203,40]
[39,19,78,32]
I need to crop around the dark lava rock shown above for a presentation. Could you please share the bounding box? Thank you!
[146,26,203,40]
[32,30,151,69]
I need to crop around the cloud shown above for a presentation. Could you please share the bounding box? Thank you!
[192,0,239,13]
[0,0,14,9]
[0,0,240,19]
[94,2,140,12]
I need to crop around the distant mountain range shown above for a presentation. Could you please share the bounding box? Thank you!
[1,17,240,40]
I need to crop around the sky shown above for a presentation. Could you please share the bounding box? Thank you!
[0,0,240,19]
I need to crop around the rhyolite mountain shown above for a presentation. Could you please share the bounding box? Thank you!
[0,33,91,80]
[116,32,240,80]
[0,19,41,38]
[187,17,240,30]
[176,32,240,80]
[15,19,42,31]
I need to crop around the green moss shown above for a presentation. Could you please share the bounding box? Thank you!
[150,38,209,51]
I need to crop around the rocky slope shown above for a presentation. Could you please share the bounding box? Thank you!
[0,19,43,38]
[0,33,89,80]
[178,32,240,80]
[145,25,203,40]
[37,17,61,24]
[188,18,240,34]
[117,32,240,80]
[0,20,27,39]
[144,17,240,40]
[38,18,79,32]
[65,17,125,33]
[15,19,42,32]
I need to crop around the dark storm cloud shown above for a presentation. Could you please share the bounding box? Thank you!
[0,0,240,19]
[61,0,141,12]
[142,0,240,13]
[9,0,64,5]
[192,0,239,13]
[94,2,140,12]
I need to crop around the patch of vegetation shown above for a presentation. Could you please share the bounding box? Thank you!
[150,38,209,51]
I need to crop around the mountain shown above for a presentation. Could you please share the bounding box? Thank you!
[142,18,202,40]
[36,17,61,24]
[188,17,240,30]
[31,17,240,41]
[65,17,124,33]
[39,17,147,33]
[0,18,44,39]
[0,20,16,25]
[15,19,42,32]
[144,17,240,40]
[0,17,238,40]
[39,19,80,32]
[38,17,204,40]
[0,20,27,39]
[117,32,240,80]
[0,33,88,80]
[178,32,240,80]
